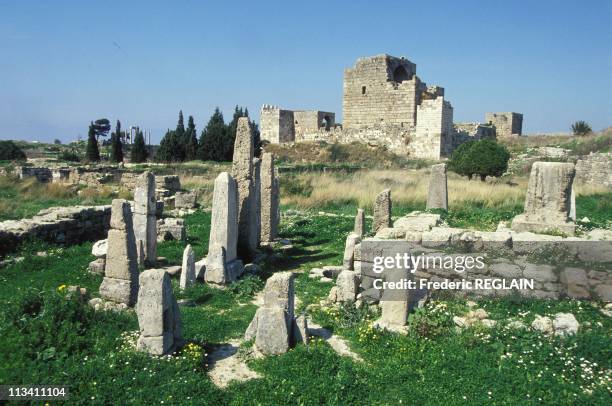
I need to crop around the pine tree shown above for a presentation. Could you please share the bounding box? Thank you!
[131,129,148,163]
[176,110,185,140]
[198,108,227,161]
[184,115,198,161]
[156,130,184,162]
[109,120,124,163]
[85,122,101,162]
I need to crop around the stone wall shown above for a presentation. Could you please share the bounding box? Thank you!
[485,112,523,137]
[343,54,420,129]
[294,111,335,141]
[0,205,111,256]
[16,166,53,182]
[411,97,454,159]
[575,152,612,187]
[260,105,295,144]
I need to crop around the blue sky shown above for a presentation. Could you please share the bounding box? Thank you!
[1,0,611,143]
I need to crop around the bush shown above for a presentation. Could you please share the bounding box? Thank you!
[0,140,27,161]
[59,149,80,162]
[571,120,592,136]
[448,139,510,181]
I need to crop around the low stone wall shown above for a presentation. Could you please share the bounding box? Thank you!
[575,152,612,187]
[354,213,612,302]
[0,205,111,256]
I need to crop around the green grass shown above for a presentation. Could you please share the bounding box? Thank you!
[0,209,611,404]
[0,177,113,221]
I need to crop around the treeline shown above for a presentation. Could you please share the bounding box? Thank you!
[156,106,260,163]
[83,106,258,164]
[85,119,148,163]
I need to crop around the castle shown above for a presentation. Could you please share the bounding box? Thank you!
[260,54,522,159]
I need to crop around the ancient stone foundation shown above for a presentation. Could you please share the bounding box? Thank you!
[136,268,183,355]
[0,205,111,256]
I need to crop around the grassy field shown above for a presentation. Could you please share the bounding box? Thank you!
[0,209,610,404]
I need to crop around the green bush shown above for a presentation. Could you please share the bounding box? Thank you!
[571,120,592,136]
[0,140,26,161]
[448,139,510,181]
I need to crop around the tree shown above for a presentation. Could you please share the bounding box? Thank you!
[571,121,592,136]
[156,130,184,162]
[176,110,185,139]
[109,120,124,163]
[85,123,101,162]
[198,108,228,161]
[184,115,198,161]
[0,140,26,161]
[53,139,62,145]
[131,129,148,163]
[448,139,510,181]
[92,118,111,141]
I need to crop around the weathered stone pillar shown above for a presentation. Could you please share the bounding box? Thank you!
[511,162,576,235]
[136,268,183,355]
[179,244,195,290]
[343,232,361,270]
[354,208,365,237]
[426,163,448,210]
[374,267,410,334]
[373,189,392,233]
[99,199,139,306]
[205,172,244,285]
[133,171,157,267]
[232,117,257,258]
[245,272,305,355]
[260,152,279,244]
[252,158,262,248]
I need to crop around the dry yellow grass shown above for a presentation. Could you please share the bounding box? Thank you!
[281,168,611,210]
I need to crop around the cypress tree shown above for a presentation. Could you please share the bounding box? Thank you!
[198,108,227,161]
[156,130,184,162]
[131,129,148,163]
[109,120,124,163]
[85,122,101,162]
[185,115,198,161]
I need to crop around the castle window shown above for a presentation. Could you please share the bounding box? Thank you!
[361,86,366,95]
[393,66,410,83]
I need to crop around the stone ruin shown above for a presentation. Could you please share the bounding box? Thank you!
[321,173,612,334]
[354,208,365,237]
[133,171,157,267]
[260,152,280,244]
[180,244,195,290]
[485,112,523,137]
[99,199,139,306]
[245,272,308,355]
[261,54,518,159]
[204,172,244,285]
[511,162,576,235]
[136,268,183,355]
[232,117,259,258]
[426,163,448,210]
[373,189,392,233]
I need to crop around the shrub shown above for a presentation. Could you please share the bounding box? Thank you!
[448,139,510,181]
[0,140,27,161]
[571,120,592,136]
[59,149,80,162]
